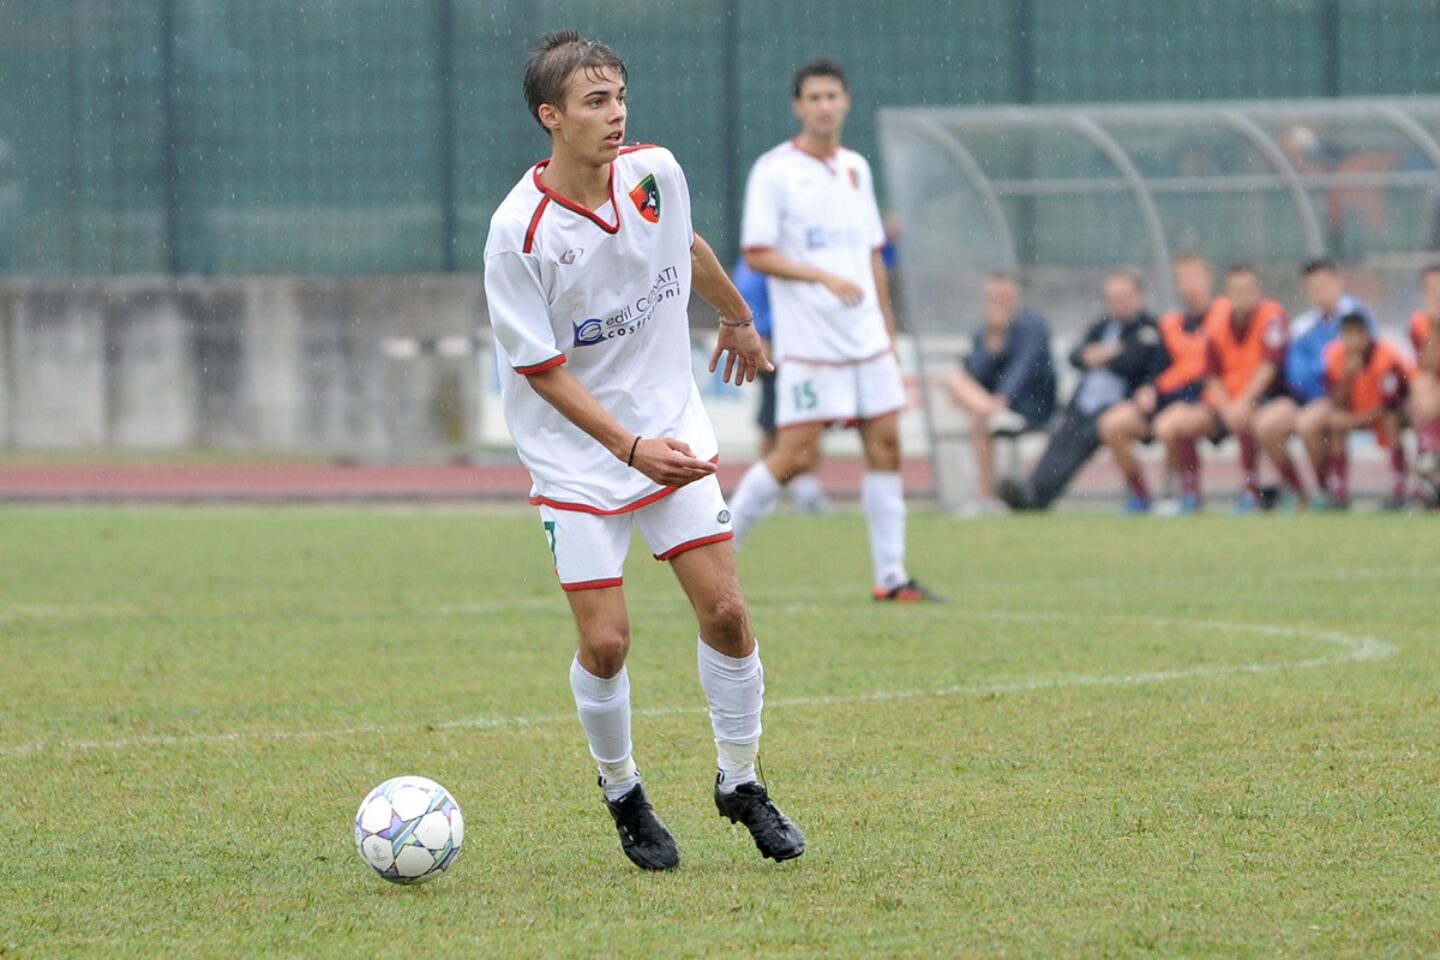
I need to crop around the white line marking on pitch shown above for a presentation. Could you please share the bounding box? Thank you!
[0,614,1397,759]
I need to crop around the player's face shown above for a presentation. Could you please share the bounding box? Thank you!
[1341,324,1370,357]
[1103,276,1142,319]
[1303,269,1342,313]
[792,76,849,141]
[549,66,627,164]
[983,279,1018,326]
[1225,271,1262,317]
[1172,261,1211,308]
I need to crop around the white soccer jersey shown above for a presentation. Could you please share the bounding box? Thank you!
[740,140,890,364]
[484,145,717,514]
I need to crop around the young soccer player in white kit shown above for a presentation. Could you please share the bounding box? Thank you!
[483,31,804,871]
[728,58,941,602]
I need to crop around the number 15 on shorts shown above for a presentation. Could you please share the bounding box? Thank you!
[792,381,818,412]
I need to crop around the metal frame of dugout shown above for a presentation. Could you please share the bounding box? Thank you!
[878,97,1440,512]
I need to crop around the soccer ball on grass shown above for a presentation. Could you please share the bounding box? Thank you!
[354,775,463,884]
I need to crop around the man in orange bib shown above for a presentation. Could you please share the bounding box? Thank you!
[1153,265,1305,511]
[1410,264,1440,506]
[1098,253,1217,513]
[1321,313,1412,509]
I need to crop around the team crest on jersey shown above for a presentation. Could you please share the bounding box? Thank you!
[629,174,661,223]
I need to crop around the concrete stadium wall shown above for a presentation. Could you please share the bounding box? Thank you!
[0,276,487,457]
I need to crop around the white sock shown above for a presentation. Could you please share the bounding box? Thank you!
[788,471,827,510]
[728,461,784,547]
[569,656,640,801]
[862,470,909,591]
[696,638,763,793]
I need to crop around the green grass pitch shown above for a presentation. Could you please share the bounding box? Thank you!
[2,506,1437,958]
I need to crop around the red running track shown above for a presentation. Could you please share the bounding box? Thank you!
[0,455,1394,505]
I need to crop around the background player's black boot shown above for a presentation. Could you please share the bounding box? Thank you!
[715,779,805,862]
[604,783,680,871]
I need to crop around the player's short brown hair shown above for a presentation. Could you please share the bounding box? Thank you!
[792,57,846,99]
[1419,263,1440,281]
[1225,263,1260,281]
[1172,251,1209,269]
[523,30,627,132]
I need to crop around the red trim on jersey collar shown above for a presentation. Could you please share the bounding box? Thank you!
[522,195,551,254]
[790,137,843,171]
[531,159,621,234]
[514,354,566,376]
[618,143,659,156]
[528,456,721,515]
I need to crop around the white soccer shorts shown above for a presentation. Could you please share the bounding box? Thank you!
[775,351,907,429]
[537,474,734,591]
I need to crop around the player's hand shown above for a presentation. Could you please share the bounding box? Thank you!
[1134,386,1157,415]
[820,273,865,307]
[629,437,717,488]
[1081,342,1122,369]
[710,321,774,385]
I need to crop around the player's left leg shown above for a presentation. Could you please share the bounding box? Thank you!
[1098,400,1152,511]
[856,411,941,602]
[638,480,804,863]
[1295,398,1336,502]
[1379,411,1409,510]
[1253,397,1308,505]
[854,354,940,601]
[1153,402,1214,512]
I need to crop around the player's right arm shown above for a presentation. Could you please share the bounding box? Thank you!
[739,157,863,306]
[485,248,714,488]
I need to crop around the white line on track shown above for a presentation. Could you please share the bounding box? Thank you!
[0,613,1397,759]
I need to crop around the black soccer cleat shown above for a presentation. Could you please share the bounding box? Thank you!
[873,579,946,603]
[714,779,805,862]
[604,783,680,871]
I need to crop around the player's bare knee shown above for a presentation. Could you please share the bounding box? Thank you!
[698,589,751,650]
[578,627,630,677]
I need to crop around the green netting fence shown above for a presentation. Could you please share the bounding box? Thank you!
[1,0,1438,276]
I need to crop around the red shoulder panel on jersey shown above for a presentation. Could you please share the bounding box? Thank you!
[618,143,659,155]
[514,354,566,376]
[522,195,551,255]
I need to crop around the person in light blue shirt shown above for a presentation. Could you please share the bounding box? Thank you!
[1279,258,1376,507]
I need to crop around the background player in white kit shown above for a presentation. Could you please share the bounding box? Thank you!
[484,31,804,871]
[728,58,941,603]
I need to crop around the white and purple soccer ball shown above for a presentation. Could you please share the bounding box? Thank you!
[354,776,464,884]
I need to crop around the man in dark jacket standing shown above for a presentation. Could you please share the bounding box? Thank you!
[998,269,1165,511]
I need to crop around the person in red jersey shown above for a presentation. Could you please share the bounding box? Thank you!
[1152,264,1307,511]
[1409,264,1440,504]
[1319,313,1413,509]
[1097,253,1220,513]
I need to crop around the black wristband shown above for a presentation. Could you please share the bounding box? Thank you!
[719,315,753,328]
[626,436,641,467]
